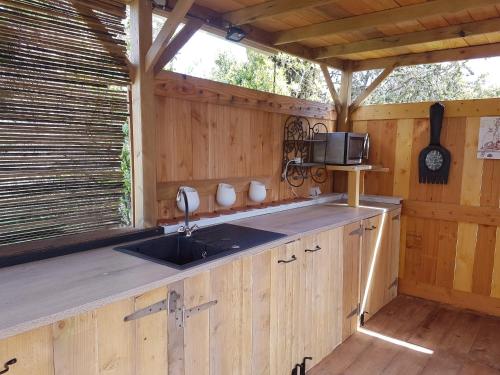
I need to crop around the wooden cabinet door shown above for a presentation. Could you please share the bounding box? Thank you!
[269,240,305,375]
[386,209,401,304]
[360,214,386,323]
[0,326,54,375]
[302,228,343,370]
[342,221,362,340]
[181,259,253,375]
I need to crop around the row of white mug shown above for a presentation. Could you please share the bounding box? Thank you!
[177,181,267,213]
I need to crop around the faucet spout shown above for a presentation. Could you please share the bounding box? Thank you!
[176,187,198,237]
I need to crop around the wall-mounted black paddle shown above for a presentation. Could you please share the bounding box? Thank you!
[418,102,451,184]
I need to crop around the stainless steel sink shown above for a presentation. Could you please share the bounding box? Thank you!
[114,223,286,270]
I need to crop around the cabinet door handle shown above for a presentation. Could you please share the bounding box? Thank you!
[0,359,16,374]
[305,245,321,253]
[278,255,297,264]
[365,225,377,231]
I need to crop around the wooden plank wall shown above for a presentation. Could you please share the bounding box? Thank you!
[350,99,500,316]
[154,72,336,222]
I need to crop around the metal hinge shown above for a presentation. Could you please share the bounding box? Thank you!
[392,214,401,221]
[388,278,398,290]
[124,290,217,327]
[346,304,359,319]
[360,312,366,327]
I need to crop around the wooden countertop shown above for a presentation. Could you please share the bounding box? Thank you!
[0,202,399,340]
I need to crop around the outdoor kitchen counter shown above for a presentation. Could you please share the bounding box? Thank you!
[0,201,399,340]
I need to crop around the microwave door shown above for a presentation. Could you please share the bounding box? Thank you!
[347,136,365,164]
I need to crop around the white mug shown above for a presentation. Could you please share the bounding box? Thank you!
[216,183,236,207]
[176,186,200,213]
[248,180,266,203]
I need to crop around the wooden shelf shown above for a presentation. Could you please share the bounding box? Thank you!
[326,164,388,172]
[326,164,389,207]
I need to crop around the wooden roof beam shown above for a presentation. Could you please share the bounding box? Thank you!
[153,19,203,75]
[319,64,342,115]
[272,0,500,45]
[349,66,395,114]
[314,18,500,60]
[351,42,500,71]
[145,0,195,72]
[152,2,347,72]
[222,0,341,26]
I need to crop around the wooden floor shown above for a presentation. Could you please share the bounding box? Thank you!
[308,295,500,375]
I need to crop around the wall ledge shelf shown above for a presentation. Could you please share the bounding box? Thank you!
[326,164,389,206]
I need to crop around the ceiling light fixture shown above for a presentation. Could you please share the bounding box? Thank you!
[226,26,247,42]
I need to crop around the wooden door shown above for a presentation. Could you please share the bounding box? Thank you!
[269,240,305,375]
[360,214,386,323]
[302,228,343,370]
[342,221,362,340]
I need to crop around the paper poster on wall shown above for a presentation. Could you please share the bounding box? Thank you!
[477,117,500,159]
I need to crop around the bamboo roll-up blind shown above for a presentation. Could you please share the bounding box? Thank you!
[0,0,130,246]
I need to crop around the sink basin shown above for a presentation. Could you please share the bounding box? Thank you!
[114,223,286,270]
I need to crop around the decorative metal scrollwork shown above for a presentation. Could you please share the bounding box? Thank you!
[281,116,328,187]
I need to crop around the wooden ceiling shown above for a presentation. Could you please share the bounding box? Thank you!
[157,0,500,71]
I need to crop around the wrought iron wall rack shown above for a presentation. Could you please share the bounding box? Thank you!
[281,116,328,188]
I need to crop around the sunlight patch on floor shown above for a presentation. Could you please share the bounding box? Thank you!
[358,327,434,355]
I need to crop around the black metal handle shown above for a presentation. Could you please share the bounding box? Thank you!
[305,245,321,253]
[430,102,445,145]
[278,255,297,264]
[0,359,17,374]
[365,225,377,231]
[300,357,313,375]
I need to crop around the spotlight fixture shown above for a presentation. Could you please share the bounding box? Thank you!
[226,26,247,42]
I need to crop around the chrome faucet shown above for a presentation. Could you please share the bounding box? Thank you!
[176,187,199,237]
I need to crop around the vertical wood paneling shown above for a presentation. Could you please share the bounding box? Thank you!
[96,300,135,375]
[454,223,479,292]
[460,117,483,206]
[352,105,499,313]
[134,287,168,375]
[0,326,54,375]
[156,95,334,220]
[393,119,414,199]
[363,120,397,196]
[491,228,500,298]
[435,220,458,289]
[472,225,497,296]
[52,311,98,375]
[184,272,210,375]
[251,250,272,375]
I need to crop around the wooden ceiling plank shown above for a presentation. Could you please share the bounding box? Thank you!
[223,0,341,26]
[349,66,395,113]
[272,0,500,45]
[314,18,500,59]
[153,18,203,76]
[320,64,342,114]
[351,42,500,71]
[145,0,195,72]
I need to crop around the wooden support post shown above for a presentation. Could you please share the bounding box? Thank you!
[338,64,353,132]
[347,170,360,207]
[320,64,342,116]
[349,65,395,114]
[130,0,157,228]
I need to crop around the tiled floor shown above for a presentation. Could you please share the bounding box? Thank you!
[308,295,500,374]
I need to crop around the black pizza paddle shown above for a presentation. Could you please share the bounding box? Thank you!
[418,102,450,184]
